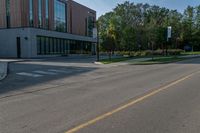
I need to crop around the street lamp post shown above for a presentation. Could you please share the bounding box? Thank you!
[92,21,100,62]
[88,10,100,62]
[96,23,100,62]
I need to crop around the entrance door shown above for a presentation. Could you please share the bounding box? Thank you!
[16,37,21,58]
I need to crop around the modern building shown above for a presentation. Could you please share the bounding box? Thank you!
[0,0,97,58]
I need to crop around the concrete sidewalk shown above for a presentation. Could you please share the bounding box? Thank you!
[109,58,151,66]
[96,54,200,67]
[0,59,22,81]
[180,55,200,58]
[94,57,151,67]
[0,61,8,81]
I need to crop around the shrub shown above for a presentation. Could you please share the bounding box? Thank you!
[114,49,183,57]
[167,49,184,55]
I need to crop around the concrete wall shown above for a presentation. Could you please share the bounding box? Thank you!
[0,28,97,58]
[0,28,31,58]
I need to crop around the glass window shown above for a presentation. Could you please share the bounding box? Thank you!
[87,16,95,37]
[29,0,33,26]
[64,40,68,54]
[46,37,50,54]
[37,36,93,55]
[56,39,59,54]
[53,38,57,54]
[45,0,49,29]
[54,0,67,32]
[6,0,10,28]
[61,39,64,54]
[6,0,10,16]
[41,37,45,54]
[38,0,42,28]
[57,39,61,53]
[49,38,53,54]
[37,36,42,55]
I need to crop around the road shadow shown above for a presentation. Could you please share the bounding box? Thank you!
[39,55,97,63]
[0,62,98,95]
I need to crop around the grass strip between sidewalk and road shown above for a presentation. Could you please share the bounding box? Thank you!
[181,51,200,55]
[100,56,186,65]
[99,51,200,64]
[133,56,185,65]
[100,57,132,64]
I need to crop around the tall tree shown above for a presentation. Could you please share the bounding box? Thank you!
[98,2,200,52]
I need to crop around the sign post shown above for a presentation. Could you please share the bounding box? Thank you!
[167,26,172,41]
[166,26,172,56]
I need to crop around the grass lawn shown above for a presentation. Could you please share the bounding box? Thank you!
[99,51,200,64]
[100,57,132,64]
[99,55,185,64]
[181,51,200,55]
[134,56,185,65]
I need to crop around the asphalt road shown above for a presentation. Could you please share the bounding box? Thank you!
[0,57,200,133]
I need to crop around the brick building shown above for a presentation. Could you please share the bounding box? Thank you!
[0,0,97,58]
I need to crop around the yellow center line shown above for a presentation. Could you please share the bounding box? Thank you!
[65,70,200,133]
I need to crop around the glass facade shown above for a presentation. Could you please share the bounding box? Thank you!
[37,36,92,55]
[38,0,42,28]
[54,0,67,32]
[87,16,95,37]
[29,0,33,26]
[6,0,10,28]
[45,0,49,29]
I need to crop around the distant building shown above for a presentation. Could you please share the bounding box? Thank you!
[0,0,97,58]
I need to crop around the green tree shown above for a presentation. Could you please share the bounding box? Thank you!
[98,2,200,53]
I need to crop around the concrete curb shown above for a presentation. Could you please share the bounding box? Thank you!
[180,55,200,58]
[0,62,8,81]
[94,62,104,65]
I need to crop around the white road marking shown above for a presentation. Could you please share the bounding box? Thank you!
[48,69,72,74]
[17,72,43,78]
[33,71,57,75]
